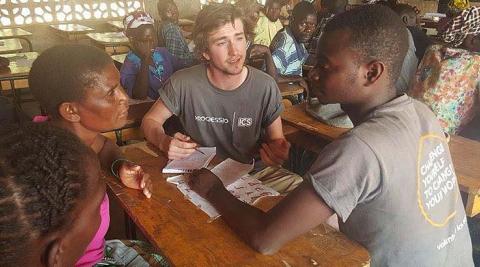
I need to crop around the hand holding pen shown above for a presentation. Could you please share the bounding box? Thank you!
[165,132,202,160]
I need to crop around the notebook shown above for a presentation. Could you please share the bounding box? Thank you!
[162,147,216,173]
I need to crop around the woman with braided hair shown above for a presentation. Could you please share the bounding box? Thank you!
[0,122,105,267]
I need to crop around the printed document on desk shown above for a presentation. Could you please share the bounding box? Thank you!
[166,158,278,219]
[162,147,216,173]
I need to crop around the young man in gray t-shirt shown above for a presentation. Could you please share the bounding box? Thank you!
[142,4,302,193]
[186,5,473,266]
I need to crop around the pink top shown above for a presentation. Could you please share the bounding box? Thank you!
[75,193,110,267]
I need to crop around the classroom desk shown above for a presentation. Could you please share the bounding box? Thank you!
[449,135,480,217]
[106,142,370,266]
[0,38,23,54]
[281,103,480,217]
[277,82,305,98]
[86,32,130,54]
[107,20,124,31]
[49,23,94,41]
[178,18,194,32]
[111,53,127,65]
[0,28,33,51]
[281,103,347,141]
[0,52,39,118]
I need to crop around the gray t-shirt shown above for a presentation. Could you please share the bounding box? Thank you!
[159,64,283,163]
[307,95,473,267]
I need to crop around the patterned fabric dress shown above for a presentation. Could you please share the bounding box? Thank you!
[410,44,480,134]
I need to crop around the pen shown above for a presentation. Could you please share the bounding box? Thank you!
[195,147,206,155]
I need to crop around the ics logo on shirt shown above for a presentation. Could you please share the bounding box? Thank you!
[238,117,253,127]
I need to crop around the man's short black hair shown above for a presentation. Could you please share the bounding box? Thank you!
[291,1,316,21]
[323,4,408,86]
[321,0,347,14]
[265,0,283,8]
[29,44,112,118]
[392,3,416,18]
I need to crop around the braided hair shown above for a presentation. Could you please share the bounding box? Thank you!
[0,122,93,265]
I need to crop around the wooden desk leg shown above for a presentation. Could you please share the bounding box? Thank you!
[9,80,22,121]
[465,192,480,217]
[19,37,33,52]
[124,211,137,240]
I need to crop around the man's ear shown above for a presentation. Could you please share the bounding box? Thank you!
[58,102,81,123]
[202,50,210,61]
[363,60,385,86]
[401,15,409,25]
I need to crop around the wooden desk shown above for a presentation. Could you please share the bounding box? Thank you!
[278,82,305,98]
[107,20,124,31]
[281,103,348,141]
[0,28,33,51]
[0,52,38,118]
[282,103,480,217]
[86,32,130,55]
[449,135,480,217]
[111,53,127,65]
[0,39,23,54]
[49,24,94,41]
[106,143,370,266]
[178,18,194,32]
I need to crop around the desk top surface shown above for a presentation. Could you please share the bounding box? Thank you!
[0,38,23,53]
[86,32,129,45]
[111,53,127,64]
[50,23,94,33]
[0,28,32,38]
[108,20,124,30]
[106,143,370,266]
[281,103,348,141]
[277,83,305,97]
[0,52,38,79]
[449,135,480,193]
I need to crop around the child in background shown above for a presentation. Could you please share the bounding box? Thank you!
[29,44,167,266]
[157,0,195,66]
[122,11,184,100]
[0,122,105,267]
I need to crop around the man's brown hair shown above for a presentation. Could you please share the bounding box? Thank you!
[192,3,254,60]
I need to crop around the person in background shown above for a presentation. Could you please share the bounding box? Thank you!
[157,0,195,66]
[392,3,432,61]
[236,0,262,25]
[254,0,285,46]
[410,6,480,135]
[186,6,473,266]
[270,1,317,83]
[121,11,184,100]
[0,123,104,267]
[306,0,347,67]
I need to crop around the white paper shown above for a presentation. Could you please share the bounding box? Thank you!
[162,147,216,173]
[210,158,254,186]
[166,171,279,219]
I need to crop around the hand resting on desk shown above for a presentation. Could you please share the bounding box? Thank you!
[260,138,290,166]
[118,160,153,198]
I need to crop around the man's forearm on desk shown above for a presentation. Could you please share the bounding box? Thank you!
[204,182,334,255]
[141,117,172,152]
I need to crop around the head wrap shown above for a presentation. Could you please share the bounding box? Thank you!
[441,6,480,47]
[123,10,154,33]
